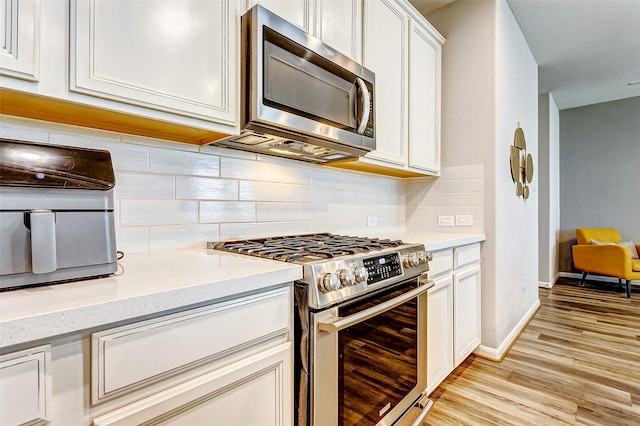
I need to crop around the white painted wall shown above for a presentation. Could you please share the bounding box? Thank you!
[538,93,560,287]
[1,115,406,254]
[558,96,640,271]
[428,0,539,354]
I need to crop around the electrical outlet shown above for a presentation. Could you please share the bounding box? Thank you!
[522,276,526,292]
[455,215,473,226]
[367,216,378,227]
[437,216,455,227]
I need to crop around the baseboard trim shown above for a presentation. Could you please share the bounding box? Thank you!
[558,272,639,285]
[538,274,561,288]
[474,298,541,362]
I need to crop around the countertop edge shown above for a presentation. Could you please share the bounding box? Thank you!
[0,255,302,350]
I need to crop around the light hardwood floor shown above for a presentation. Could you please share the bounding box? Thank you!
[424,278,640,425]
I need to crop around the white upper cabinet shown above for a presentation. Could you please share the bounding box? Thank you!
[329,0,444,177]
[315,0,362,61]
[362,0,409,166]
[247,0,362,61]
[0,0,40,81]
[408,18,440,173]
[71,0,236,125]
[247,0,310,32]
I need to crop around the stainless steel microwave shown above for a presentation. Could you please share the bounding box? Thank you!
[216,5,375,163]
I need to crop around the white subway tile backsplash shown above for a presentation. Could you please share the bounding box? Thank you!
[150,224,220,251]
[150,147,219,177]
[201,145,257,159]
[115,172,175,199]
[286,184,316,203]
[115,227,149,254]
[271,162,313,185]
[200,201,256,223]
[176,176,238,200]
[6,116,489,252]
[219,223,272,240]
[271,221,313,236]
[257,202,300,222]
[469,164,485,179]
[221,157,272,181]
[1,116,51,142]
[121,200,198,226]
[439,165,469,180]
[239,181,286,201]
[456,192,484,206]
[51,133,150,172]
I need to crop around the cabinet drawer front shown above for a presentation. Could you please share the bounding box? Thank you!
[454,243,481,269]
[93,343,292,426]
[429,249,453,277]
[0,345,50,426]
[92,286,290,402]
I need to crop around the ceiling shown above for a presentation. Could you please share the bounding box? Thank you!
[410,0,640,110]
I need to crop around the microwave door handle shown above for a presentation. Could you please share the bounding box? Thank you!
[317,282,432,333]
[355,77,371,134]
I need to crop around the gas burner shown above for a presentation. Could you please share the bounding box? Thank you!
[213,233,403,263]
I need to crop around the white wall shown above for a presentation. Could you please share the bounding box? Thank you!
[428,0,539,355]
[538,93,560,286]
[558,96,640,271]
[1,115,406,254]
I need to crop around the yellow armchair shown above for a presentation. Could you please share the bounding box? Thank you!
[572,228,640,298]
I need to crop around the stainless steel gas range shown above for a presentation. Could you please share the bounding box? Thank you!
[214,233,434,426]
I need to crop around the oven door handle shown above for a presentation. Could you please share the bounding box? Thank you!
[317,281,434,333]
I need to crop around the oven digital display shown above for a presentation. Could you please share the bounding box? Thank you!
[363,253,402,284]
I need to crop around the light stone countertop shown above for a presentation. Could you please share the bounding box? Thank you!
[0,249,302,350]
[0,232,484,350]
[358,230,486,252]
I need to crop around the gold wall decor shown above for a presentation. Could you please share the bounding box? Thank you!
[510,126,534,200]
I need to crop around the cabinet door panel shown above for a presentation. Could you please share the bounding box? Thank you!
[363,0,407,165]
[408,22,439,172]
[0,345,50,426]
[92,287,290,403]
[453,265,481,366]
[92,343,292,426]
[315,0,361,61]
[427,276,453,394]
[71,0,235,123]
[0,0,40,81]
[249,0,309,31]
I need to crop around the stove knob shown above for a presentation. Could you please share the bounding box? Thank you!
[402,253,420,268]
[418,250,428,264]
[319,273,340,293]
[353,266,368,283]
[338,269,356,287]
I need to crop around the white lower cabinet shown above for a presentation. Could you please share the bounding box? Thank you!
[426,243,482,394]
[426,275,453,395]
[453,264,482,366]
[0,345,51,426]
[0,285,293,425]
[92,343,291,426]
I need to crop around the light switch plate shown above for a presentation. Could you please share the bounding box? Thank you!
[437,216,455,227]
[455,215,473,226]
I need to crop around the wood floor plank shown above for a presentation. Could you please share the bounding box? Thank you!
[424,278,640,425]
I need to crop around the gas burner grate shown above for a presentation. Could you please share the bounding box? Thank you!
[212,233,403,263]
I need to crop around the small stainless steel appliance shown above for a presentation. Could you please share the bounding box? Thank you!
[216,5,376,164]
[213,233,433,426]
[0,139,118,291]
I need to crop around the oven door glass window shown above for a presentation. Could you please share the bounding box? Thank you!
[337,281,419,426]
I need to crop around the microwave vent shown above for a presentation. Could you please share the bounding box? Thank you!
[269,140,334,155]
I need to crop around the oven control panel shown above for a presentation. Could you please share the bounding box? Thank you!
[363,253,403,284]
